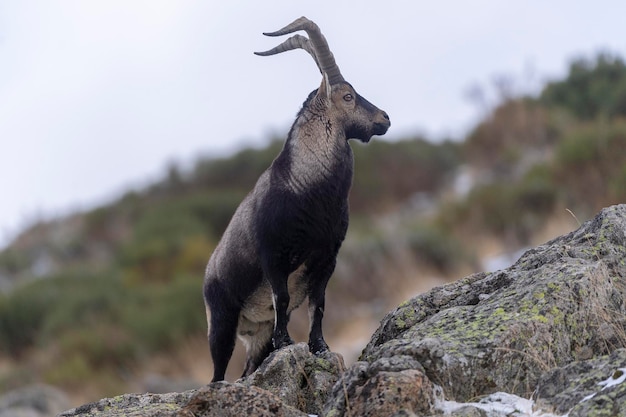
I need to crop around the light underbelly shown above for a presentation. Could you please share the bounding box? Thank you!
[240,264,308,324]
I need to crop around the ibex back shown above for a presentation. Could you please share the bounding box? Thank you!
[203,16,390,382]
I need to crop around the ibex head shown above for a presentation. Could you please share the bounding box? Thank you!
[255,17,390,143]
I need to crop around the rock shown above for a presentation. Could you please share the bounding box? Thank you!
[240,342,345,415]
[58,384,307,417]
[356,204,626,404]
[445,406,487,417]
[430,350,626,416]
[0,384,70,417]
[57,344,340,417]
[58,391,195,417]
[181,383,307,417]
[322,356,434,417]
[535,348,626,416]
[59,205,626,417]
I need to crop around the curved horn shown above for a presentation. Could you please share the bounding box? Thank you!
[254,34,320,71]
[254,16,344,84]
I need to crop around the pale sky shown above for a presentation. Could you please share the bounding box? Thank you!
[1,1,625,247]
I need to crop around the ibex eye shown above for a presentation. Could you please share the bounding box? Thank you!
[343,94,353,102]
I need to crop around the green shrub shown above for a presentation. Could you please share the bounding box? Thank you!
[351,138,461,212]
[554,119,626,209]
[0,285,48,356]
[122,274,205,354]
[192,140,283,191]
[40,272,127,338]
[439,167,558,245]
[44,353,92,386]
[0,249,30,276]
[464,99,558,178]
[541,52,626,120]
[406,223,467,272]
[0,271,128,357]
[0,267,205,386]
[119,192,237,282]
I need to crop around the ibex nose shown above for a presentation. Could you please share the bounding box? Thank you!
[373,110,391,136]
[380,111,390,128]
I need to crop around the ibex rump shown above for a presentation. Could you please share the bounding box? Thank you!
[203,17,390,382]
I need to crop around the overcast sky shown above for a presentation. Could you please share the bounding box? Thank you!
[1,1,625,248]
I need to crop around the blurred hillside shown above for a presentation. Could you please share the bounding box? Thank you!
[1,52,626,406]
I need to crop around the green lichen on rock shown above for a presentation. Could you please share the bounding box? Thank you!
[360,205,626,401]
[535,349,626,416]
[59,391,196,417]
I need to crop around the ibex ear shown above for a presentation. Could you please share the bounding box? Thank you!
[315,72,332,108]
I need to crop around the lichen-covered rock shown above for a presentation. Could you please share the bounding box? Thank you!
[240,342,345,415]
[180,383,307,417]
[535,348,626,416]
[356,205,626,404]
[58,391,194,417]
[323,355,434,416]
[57,345,337,417]
[58,383,307,417]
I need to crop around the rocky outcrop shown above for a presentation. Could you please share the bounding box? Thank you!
[58,344,342,417]
[534,348,626,416]
[59,205,626,416]
[58,383,308,417]
[240,343,345,415]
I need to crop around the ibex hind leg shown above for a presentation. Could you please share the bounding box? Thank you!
[208,305,239,382]
[266,269,295,349]
[205,281,240,382]
[239,320,274,378]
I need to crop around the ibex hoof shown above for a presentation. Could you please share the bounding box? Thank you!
[309,339,329,354]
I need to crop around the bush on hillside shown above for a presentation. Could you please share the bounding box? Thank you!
[439,166,558,245]
[0,270,205,388]
[350,138,461,211]
[541,52,626,120]
[553,118,626,212]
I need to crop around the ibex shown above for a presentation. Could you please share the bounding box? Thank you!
[203,17,390,382]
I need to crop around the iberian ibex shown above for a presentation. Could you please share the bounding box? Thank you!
[203,16,390,382]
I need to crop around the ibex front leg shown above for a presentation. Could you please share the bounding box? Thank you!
[305,254,337,354]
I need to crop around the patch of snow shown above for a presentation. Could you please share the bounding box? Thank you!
[580,392,595,403]
[581,367,626,404]
[434,369,626,417]
[598,367,626,390]
[434,388,563,417]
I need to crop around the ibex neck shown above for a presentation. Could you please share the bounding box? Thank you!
[278,110,354,194]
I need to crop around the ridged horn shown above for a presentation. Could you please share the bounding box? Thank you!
[254,34,320,71]
[254,16,344,84]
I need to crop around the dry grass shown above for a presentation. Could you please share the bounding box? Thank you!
[579,263,626,353]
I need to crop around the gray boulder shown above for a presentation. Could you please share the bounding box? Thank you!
[57,345,340,417]
[534,348,626,416]
[58,384,308,417]
[241,342,345,415]
[180,382,307,417]
[326,204,626,414]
